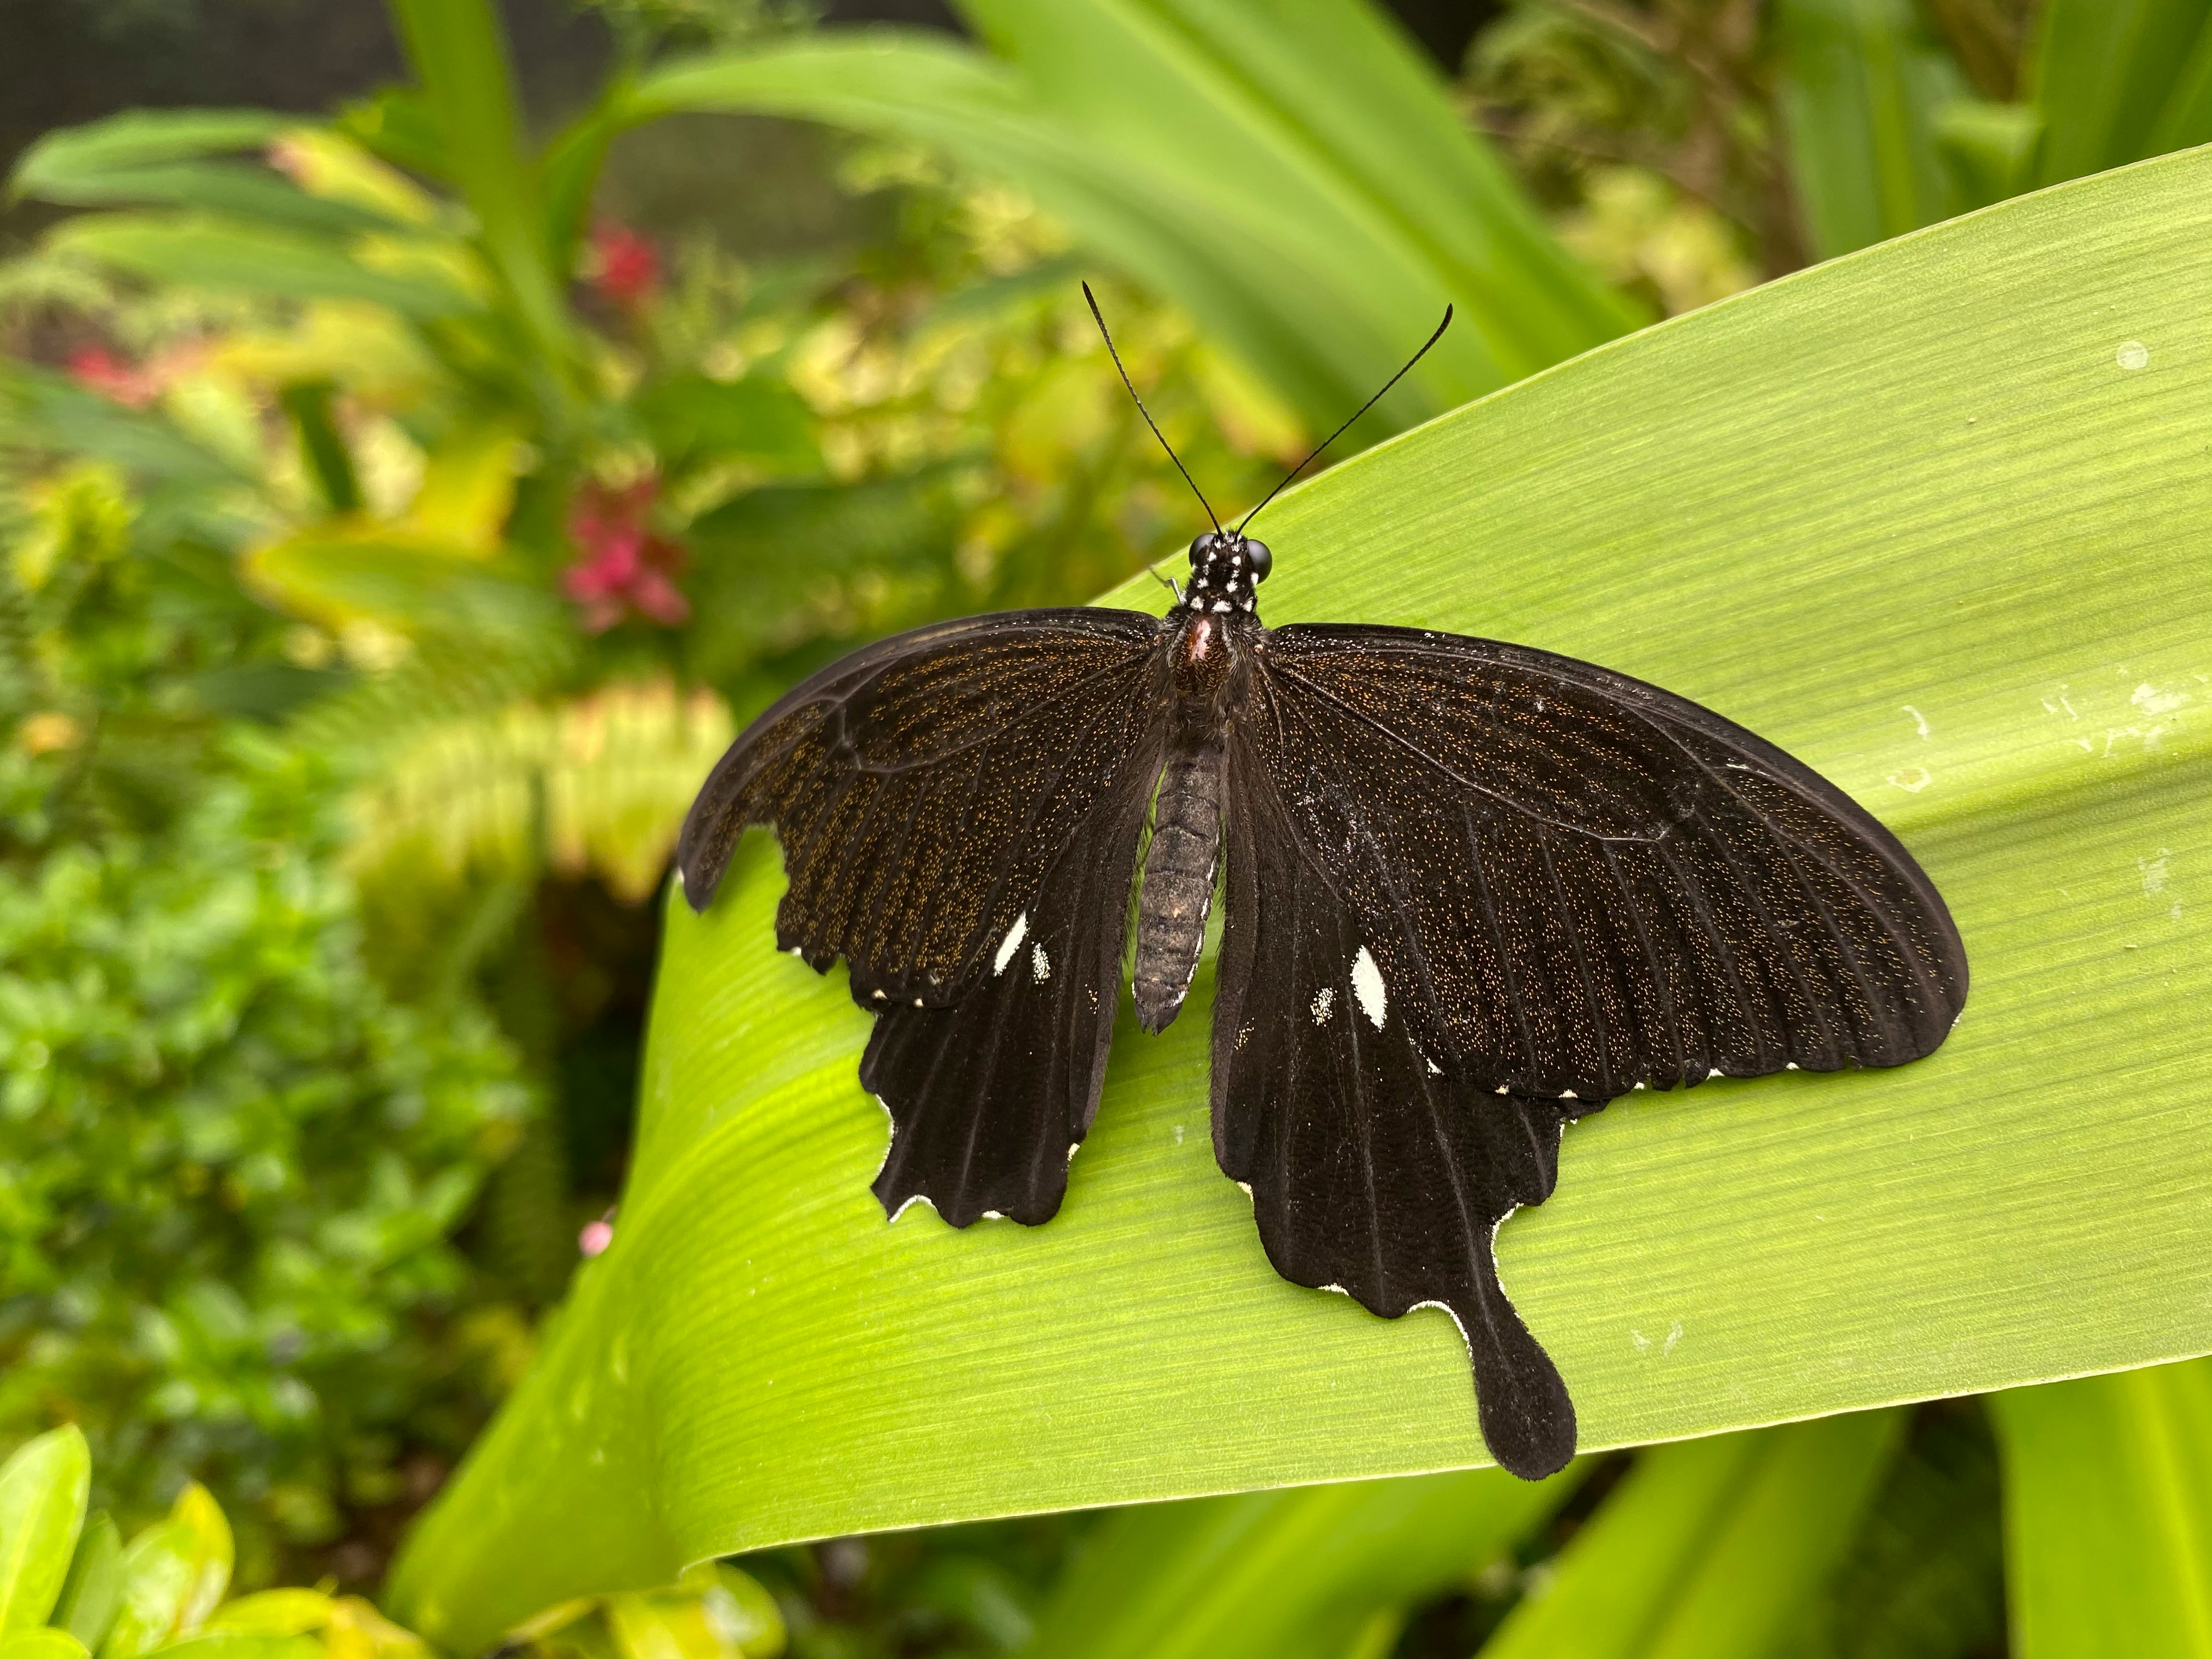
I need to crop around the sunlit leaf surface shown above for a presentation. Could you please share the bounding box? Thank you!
[392,150,2212,1650]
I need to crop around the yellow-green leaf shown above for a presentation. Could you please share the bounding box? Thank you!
[1990,1358,2212,1657]
[1,1630,92,1659]
[99,1488,229,1659]
[145,1636,319,1659]
[202,1593,331,1639]
[243,529,560,640]
[320,1597,428,1659]
[1023,1466,1583,1659]
[53,1515,121,1652]
[1478,1413,1900,1657]
[46,215,477,319]
[0,1427,89,1633]
[392,145,2212,1653]
[606,1567,782,1659]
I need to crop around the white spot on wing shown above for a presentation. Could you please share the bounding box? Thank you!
[1032,943,1051,981]
[1311,985,1335,1024]
[1351,946,1387,1029]
[993,912,1030,976]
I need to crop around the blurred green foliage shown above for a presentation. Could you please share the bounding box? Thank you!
[0,463,531,1575]
[0,0,1285,1584]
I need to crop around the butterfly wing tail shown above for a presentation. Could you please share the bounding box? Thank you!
[1215,744,1592,1476]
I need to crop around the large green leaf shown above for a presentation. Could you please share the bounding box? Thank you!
[1988,1358,2212,1656]
[19,161,397,238]
[1020,1464,1583,1659]
[1773,0,1971,258]
[384,0,575,393]
[2028,0,2212,184]
[46,215,478,319]
[390,149,2212,1651]
[622,0,1634,442]
[7,110,291,195]
[1477,1413,1899,1657]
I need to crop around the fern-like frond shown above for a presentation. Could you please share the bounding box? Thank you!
[346,678,732,905]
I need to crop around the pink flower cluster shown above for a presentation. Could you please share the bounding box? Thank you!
[561,476,690,633]
[68,346,166,408]
[588,222,660,311]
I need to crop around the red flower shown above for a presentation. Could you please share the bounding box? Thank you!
[68,346,161,408]
[587,222,660,310]
[562,476,690,633]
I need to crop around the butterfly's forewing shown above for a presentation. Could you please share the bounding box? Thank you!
[1240,625,1967,1097]
[678,608,1170,1223]
[1215,623,1967,1476]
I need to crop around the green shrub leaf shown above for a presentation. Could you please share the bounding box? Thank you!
[53,1517,121,1654]
[8,111,291,198]
[98,1488,229,1659]
[391,147,2212,1651]
[0,1631,93,1659]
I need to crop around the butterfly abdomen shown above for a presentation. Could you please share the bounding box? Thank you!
[1133,735,1224,1034]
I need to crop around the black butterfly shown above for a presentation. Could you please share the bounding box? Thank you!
[676,287,1968,1481]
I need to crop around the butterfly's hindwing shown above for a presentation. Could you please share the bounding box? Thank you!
[862,740,1161,1225]
[678,608,1172,1226]
[1213,731,1585,1479]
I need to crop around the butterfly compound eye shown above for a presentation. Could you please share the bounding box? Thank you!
[1189,532,1218,565]
[1242,539,1273,580]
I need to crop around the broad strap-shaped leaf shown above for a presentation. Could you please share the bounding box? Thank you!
[621,0,1634,443]
[1479,1413,1904,1658]
[388,150,2212,1656]
[1988,1359,2212,1657]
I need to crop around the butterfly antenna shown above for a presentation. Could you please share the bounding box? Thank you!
[1237,303,1453,536]
[1084,281,1224,538]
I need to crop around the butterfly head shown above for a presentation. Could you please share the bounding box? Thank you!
[1185,530,1270,616]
